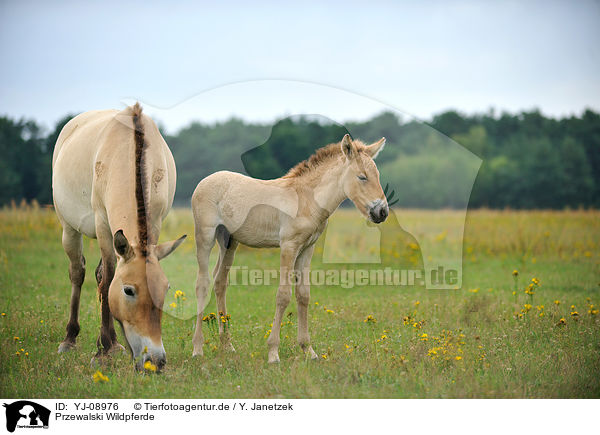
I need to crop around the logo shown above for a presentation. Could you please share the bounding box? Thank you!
[3,401,50,432]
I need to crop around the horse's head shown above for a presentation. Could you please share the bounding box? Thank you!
[340,134,389,224]
[108,230,185,371]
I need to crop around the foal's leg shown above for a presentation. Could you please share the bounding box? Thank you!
[214,239,238,351]
[192,226,216,357]
[58,224,86,353]
[267,244,299,363]
[295,245,318,359]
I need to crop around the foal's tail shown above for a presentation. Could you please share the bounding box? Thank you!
[215,224,232,250]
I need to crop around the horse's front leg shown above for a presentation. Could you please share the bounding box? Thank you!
[93,224,123,363]
[295,245,318,359]
[267,244,299,363]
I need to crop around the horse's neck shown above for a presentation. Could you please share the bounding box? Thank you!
[307,163,347,217]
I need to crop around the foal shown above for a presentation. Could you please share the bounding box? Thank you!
[191,134,388,363]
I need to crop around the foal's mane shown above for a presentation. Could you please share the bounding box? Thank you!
[283,139,367,179]
[131,103,149,257]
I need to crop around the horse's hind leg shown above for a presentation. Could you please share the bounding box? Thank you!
[95,258,103,286]
[192,224,217,357]
[58,225,86,353]
[214,226,238,351]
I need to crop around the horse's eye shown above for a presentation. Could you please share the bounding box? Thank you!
[358,175,368,181]
[123,286,136,297]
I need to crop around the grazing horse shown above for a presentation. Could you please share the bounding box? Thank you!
[191,134,388,363]
[52,103,185,370]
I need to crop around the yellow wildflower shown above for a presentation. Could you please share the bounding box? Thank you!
[455,356,462,361]
[143,360,157,372]
[169,302,177,308]
[512,270,519,277]
[364,315,376,323]
[92,370,109,383]
[554,300,560,306]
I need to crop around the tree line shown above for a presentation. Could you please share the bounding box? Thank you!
[1,108,598,209]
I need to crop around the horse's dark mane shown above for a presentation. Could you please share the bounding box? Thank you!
[132,102,148,257]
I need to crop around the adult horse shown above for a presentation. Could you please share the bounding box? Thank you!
[52,103,185,371]
[191,134,388,363]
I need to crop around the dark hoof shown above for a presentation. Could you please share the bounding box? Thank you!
[58,341,76,353]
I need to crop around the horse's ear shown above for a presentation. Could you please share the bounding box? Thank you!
[114,230,134,261]
[156,234,187,260]
[341,134,356,159]
[366,137,386,159]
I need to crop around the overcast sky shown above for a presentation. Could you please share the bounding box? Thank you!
[1,0,599,132]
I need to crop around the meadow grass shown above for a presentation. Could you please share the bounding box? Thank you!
[0,204,599,398]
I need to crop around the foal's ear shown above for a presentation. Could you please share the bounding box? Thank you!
[366,137,386,159]
[340,134,357,159]
[114,230,134,261]
[156,234,187,260]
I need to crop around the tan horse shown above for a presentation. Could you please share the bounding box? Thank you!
[52,103,185,370]
[191,134,388,362]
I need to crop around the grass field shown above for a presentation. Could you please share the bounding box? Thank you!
[0,203,599,398]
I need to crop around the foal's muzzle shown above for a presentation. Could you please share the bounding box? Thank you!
[368,199,389,224]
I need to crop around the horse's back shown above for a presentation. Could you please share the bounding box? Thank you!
[52,110,118,237]
[192,171,298,247]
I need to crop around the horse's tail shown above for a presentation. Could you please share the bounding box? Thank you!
[131,102,149,256]
[215,224,232,250]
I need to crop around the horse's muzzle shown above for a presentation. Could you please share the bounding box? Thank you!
[368,200,389,223]
[143,352,166,371]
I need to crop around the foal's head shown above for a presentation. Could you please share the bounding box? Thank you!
[340,134,389,223]
[108,230,185,371]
